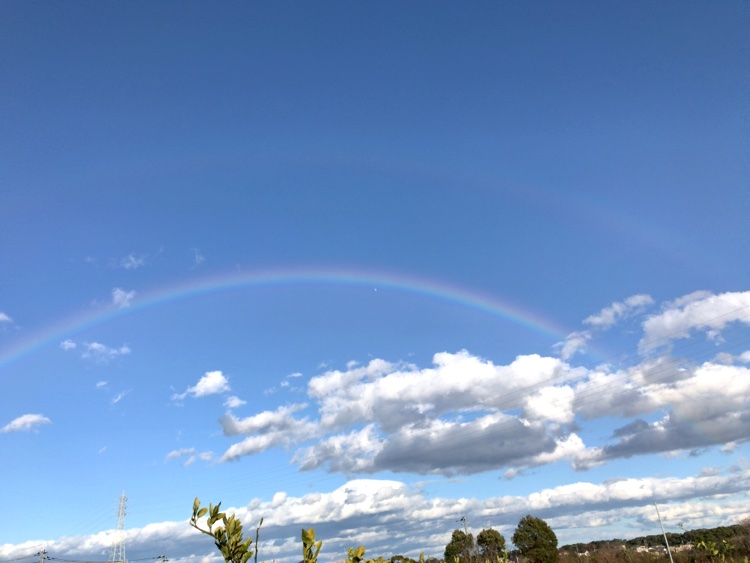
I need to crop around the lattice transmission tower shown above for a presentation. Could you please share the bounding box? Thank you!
[110,491,128,563]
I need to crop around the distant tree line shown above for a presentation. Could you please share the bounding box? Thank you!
[560,520,750,551]
[190,498,749,563]
[559,518,750,563]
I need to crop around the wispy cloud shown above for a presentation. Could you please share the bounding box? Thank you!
[556,294,655,360]
[165,448,214,466]
[112,287,136,308]
[172,370,230,401]
[191,248,205,269]
[224,395,247,409]
[120,253,146,270]
[1,414,51,433]
[111,390,130,404]
[0,312,12,323]
[62,340,130,363]
[584,294,654,329]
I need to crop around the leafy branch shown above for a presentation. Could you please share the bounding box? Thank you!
[190,497,263,563]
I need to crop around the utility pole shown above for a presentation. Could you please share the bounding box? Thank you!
[654,503,674,563]
[39,545,47,563]
[459,516,468,535]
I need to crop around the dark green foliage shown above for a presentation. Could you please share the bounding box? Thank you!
[477,528,506,561]
[445,529,475,563]
[512,515,558,563]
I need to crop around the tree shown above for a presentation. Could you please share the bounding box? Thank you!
[512,515,558,563]
[444,529,475,563]
[477,528,506,561]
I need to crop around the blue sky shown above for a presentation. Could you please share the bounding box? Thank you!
[1,1,749,562]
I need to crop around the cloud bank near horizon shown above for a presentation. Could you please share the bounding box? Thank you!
[3,469,748,563]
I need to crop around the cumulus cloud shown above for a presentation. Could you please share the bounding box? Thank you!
[112,287,136,308]
[173,370,230,401]
[60,339,77,350]
[148,289,750,481]
[640,290,750,352]
[1,413,51,433]
[218,351,594,474]
[579,364,750,467]
[216,320,750,477]
[0,311,12,323]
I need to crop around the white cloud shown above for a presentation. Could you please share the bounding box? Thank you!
[220,404,308,436]
[60,339,77,350]
[572,360,750,466]
[584,294,654,329]
[112,287,136,308]
[1,413,51,433]
[218,351,594,474]
[120,253,146,270]
[166,448,214,466]
[213,332,750,476]
[173,370,230,401]
[3,470,748,563]
[0,311,12,323]
[224,395,247,409]
[191,248,205,268]
[111,391,130,404]
[81,342,131,363]
[219,404,318,462]
[555,330,592,360]
[293,425,383,473]
[640,290,750,352]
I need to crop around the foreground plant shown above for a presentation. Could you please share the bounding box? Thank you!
[302,527,323,563]
[190,497,263,563]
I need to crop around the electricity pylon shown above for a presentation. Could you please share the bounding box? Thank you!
[110,491,128,563]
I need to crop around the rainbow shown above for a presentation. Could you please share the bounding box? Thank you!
[0,267,573,370]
